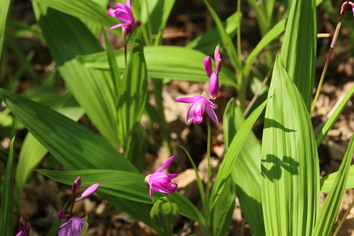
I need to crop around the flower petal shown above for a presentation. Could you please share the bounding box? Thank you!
[75,183,99,202]
[155,156,175,172]
[205,104,218,124]
[175,96,197,103]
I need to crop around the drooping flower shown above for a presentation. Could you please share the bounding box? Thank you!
[107,0,141,34]
[204,44,222,99]
[145,156,178,197]
[58,217,87,236]
[16,217,30,236]
[175,95,218,124]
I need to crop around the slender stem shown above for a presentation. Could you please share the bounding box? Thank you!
[310,0,351,116]
[205,117,212,226]
[124,34,128,66]
[333,199,354,236]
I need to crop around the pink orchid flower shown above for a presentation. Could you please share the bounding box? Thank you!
[176,95,218,124]
[145,156,178,197]
[108,0,141,34]
[58,217,87,236]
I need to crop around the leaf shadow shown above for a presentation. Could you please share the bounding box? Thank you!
[261,154,300,182]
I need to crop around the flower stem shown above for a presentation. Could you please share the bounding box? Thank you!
[310,0,351,116]
[205,117,212,227]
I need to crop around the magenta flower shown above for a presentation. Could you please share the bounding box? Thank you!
[16,218,30,236]
[175,95,218,124]
[58,217,87,236]
[107,0,141,34]
[145,156,178,197]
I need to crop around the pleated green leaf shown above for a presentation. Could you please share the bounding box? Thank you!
[31,0,117,32]
[316,85,354,146]
[314,135,354,235]
[77,46,237,87]
[186,11,240,55]
[16,95,85,197]
[0,89,135,172]
[224,99,265,236]
[117,32,147,147]
[0,137,14,235]
[261,54,319,235]
[37,7,121,148]
[0,0,10,59]
[211,97,269,208]
[280,0,317,110]
[320,165,354,192]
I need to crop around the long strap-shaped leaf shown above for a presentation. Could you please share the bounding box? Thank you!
[0,137,14,235]
[210,97,269,208]
[224,99,265,236]
[36,6,121,148]
[313,135,354,235]
[0,0,10,59]
[261,54,319,235]
[280,0,317,110]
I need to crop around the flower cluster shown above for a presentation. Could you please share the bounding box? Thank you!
[108,0,141,34]
[175,45,222,124]
[145,156,179,197]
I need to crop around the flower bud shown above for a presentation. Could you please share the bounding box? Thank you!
[203,56,212,77]
[71,176,81,196]
[209,72,219,99]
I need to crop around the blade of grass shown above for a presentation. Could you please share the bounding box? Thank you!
[313,135,354,235]
[0,137,14,235]
[320,165,354,192]
[0,0,10,59]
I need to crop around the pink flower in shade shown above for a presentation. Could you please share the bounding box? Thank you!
[58,217,87,236]
[175,95,218,124]
[145,156,178,197]
[16,218,30,236]
[107,0,141,34]
[340,1,354,15]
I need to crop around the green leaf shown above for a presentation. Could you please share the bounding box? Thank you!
[0,89,136,172]
[186,11,240,55]
[224,99,265,236]
[203,0,241,72]
[211,97,269,208]
[37,7,121,148]
[77,46,237,87]
[314,135,354,235]
[0,137,14,236]
[31,0,118,33]
[243,19,286,78]
[16,94,85,198]
[0,0,10,59]
[261,54,319,235]
[210,176,236,236]
[316,85,354,146]
[117,32,147,147]
[320,165,354,192]
[280,0,317,110]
